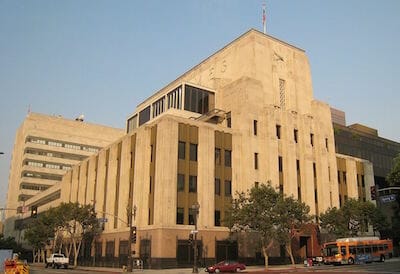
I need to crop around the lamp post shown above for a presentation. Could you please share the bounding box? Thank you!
[192,202,200,273]
[127,205,137,273]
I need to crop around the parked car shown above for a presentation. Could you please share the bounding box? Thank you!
[45,253,69,269]
[205,260,246,273]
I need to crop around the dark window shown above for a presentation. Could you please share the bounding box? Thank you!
[296,159,300,172]
[313,163,317,178]
[177,207,184,224]
[254,153,259,169]
[150,145,153,162]
[224,150,232,167]
[138,106,151,126]
[278,156,283,172]
[177,174,185,192]
[325,138,329,150]
[215,210,221,226]
[184,84,212,114]
[224,180,232,196]
[298,187,302,202]
[149,176,152,193]
[215,178,221,195]
[315,189,318,202]
[178,141,185,159]
[343,171,347,184]
[215,148,221,165]
[294,129,298,143]
[338,171,341,184]
[310,133,314,147]
[190,143,198,161]
[361,175,365,187]
[226,112,231,128]
[253,120,258,135]
[276,125,281,139]
[189,176,197,192]
[255,181,259,188]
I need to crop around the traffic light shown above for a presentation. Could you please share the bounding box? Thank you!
[31,205,38,218]
[188,233,194,245]
[370,186,376,200]
[131,226,137,243]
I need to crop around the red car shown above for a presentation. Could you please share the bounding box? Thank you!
[205,260,246,273]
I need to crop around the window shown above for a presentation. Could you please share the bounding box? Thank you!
[338,171,341,184]
[224,150,232,167]
[276,125,281,139]
[278,156,283,172]
[253,120,258,135]
[315,189,318,202]
[313,163,317,178]
[255,181,259,188]
[177,208,184,224]
[150,145,153,162]
[343,171,347,184]
[177,174,185,192]
[294,129,298,143]
[224,180,232,196]
[215,148,221,165]
[189,176,197,192]
[215,210,221,226]
[226,112,231,128]
[48,141,63,147]
[138,106,151,126]
[178,141,185,159]
[279,79,286,109]
[167,85,183,109]
[184,84,213,114]
[310,133,314,147]
[190,143,198,161]
[152,97,165,118]
[254,153,258,170]
[296,159,300,172]
[325,138,329,150]
[215,178,221,195]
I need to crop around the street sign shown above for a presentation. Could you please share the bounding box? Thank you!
[191,230,198,234]
[98,218,108,223]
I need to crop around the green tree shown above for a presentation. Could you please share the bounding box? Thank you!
[320,198,389,237]
[230,183,311,269]
[387,154,400,186]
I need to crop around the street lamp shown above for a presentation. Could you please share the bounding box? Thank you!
[127,204,137,272]
[192,202,200,273]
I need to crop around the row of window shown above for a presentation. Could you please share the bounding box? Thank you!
[25,148,86,161]
[178,142,198,161]
[26,160,71,171]
[176,207,224,227]
[252,121,329,149]
[27,137,99,153]
[23,172,62,181]
[177,175,232,196]
[20,183,50,191]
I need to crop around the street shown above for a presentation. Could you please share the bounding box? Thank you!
[28,257,400,274]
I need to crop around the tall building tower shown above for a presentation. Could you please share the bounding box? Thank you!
[4,112,125,238]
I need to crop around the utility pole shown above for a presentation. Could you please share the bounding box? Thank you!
[127,205,137,272]
[192,202,200,273]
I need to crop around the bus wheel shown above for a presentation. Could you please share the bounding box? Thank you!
[348,257,354,265]
[380,255,385,262]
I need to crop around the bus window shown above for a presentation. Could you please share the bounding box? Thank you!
[357,247,364,254]
[384,244,388,250]
[378,245,384,251]
[324,245,338,256]
[341,246,346,255]
[349,246,356,255]
[372,246,378,252]
[365,247,371,253]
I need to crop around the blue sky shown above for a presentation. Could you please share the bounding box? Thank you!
[1,0,399,207]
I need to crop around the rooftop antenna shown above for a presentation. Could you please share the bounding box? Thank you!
[262,2,267,34]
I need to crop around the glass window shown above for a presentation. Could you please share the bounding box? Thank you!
[276,125,281,139]
[278,156,283,172]
[184,84,213,114]
[254,153,258,169]
[189,176,197,192]
[224,180,232,196]
[215,210,221,227]
[177,174,185,192]
[178,141,185,160]
[139,106,151,126]
[253,120,258,135]
[294,129,298,143]
[190,143,198,161]
[215,148,221,165]
[215,178,221,195]
[226,112,231,128]
[310,133,314,147]
[224,150,232,167]
[176,207,184,224]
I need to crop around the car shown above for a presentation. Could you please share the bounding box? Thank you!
[205,260,246,273]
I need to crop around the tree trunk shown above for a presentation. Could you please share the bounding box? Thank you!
[262,246,269,270]
[286,242,295,266]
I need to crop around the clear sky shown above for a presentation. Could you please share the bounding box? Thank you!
[1,0,399,207]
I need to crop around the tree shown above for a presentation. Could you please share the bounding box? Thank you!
[230,183,312,269]
[320,198,389,237]
[25,202,100,267]
[387,153,400,186]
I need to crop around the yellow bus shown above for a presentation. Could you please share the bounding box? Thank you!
[322,237,393,265]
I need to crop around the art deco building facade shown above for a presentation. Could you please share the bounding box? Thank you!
[24,30,376,267]
[4,112,125,238]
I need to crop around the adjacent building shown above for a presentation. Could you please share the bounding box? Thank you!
[4,112,125,239]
